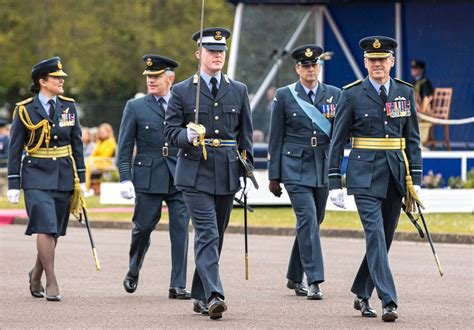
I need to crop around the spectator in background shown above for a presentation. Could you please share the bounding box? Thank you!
[0,119,10,168]
[252,86,276,142]
[85,123,117,195]
[410,60,434,113]
[82,127,96,158]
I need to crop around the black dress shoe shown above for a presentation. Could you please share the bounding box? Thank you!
[208,296,227,320]
[307,283,323,300]
[287,280,308,296]
[28,269,45,298]
[169,287,191,300]
[45,292,62,302]
[382,304,398,322]
[193,299,209,315]
[123,271,138,294]
[354,297,377,317]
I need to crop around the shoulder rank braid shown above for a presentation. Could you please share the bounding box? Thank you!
[14,98,51,153]
[394,78,413,88]
[343,79,363,90]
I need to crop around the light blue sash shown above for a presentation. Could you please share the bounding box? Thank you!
[287,83,332,137]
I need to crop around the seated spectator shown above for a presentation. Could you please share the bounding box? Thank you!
[410,60,435,113]
[82,127,96,158]
[0,119,10,168]
[85,123,117,195]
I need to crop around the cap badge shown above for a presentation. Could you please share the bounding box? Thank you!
[304,48,313,58]
[373,39,381,49]
[57,62,63,70]
[214,31,223,41]
[146,58,153,67]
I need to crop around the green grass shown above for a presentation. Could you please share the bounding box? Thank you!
[1,195,472,235]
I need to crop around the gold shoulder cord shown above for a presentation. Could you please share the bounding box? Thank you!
[14,104,51,153]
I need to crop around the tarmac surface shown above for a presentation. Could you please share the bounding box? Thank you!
[0,225,472,328]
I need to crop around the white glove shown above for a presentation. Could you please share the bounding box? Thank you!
[7,189,21,204]
[239,177,252,196]
[187,126,200,143]
[120,180,136,199]
[80,183,87,196]
[329,189,345,209]
[414,185,421,196]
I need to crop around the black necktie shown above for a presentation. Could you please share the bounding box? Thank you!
[210,77,218,98]
[379,85,388,104]
[157,97,166,114]
[307,90,315,105]
[48,99,55,120]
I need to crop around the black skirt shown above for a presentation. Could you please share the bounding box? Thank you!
[24,189,72,237]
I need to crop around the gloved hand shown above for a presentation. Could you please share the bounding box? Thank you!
[269,180,282,197]
[7,189,21,204]
[414,185,421,196]
[329,189,345,209]
[120,180,136,199]
[239,177,252,196]
[80,183,87,196]
[187,126,200,143]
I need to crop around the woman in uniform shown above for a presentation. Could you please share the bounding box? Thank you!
[7,57,86,301]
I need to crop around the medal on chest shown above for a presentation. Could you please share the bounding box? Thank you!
[385,96,411,118]
[58,108,75,127]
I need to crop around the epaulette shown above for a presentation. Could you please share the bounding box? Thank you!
[343,79,363,90]
[394,78,413,88]
[58,95,75,102]
[15,97,33,106]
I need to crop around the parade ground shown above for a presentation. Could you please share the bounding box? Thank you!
[0,225,472,328]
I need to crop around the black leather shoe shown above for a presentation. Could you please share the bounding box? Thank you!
[193,299,209,315]
[208,296,227,320]
[354,297,377,317]
[307,283,323,300]
[45,292,62,302]
[28,269,45,298]
[382,304,398,322]
[123,271,138,294]
[287,280,308,296]
[169,287,191,300]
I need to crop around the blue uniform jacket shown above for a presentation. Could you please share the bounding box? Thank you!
[8,95,85,190]
[328,77,422,198]
[268,81,341,188]
[117,93,178,194]
[164,73,253,195]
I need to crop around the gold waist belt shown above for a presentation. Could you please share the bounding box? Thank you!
[27,145,72,158]
[352,137,406,150]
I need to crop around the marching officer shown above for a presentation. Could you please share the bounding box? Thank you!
[7,57,86,301]
[165,27,253,320]
[328,36,422,322]
[117,55,191,299]
[268,45,341,300]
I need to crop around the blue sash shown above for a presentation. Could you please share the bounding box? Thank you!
[287,83,332,137]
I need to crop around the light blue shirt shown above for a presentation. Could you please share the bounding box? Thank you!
[38,93,57,116]
[153,91,171,111]
[200,70,221,92]
[301,82,319,103]
[369,77,390,96]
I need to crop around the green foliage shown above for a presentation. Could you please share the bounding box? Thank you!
[0,0,234,130]
[448,168,474,189]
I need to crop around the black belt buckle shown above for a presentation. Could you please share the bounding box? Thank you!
[311,136,317,147]
[162,146,169,157]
